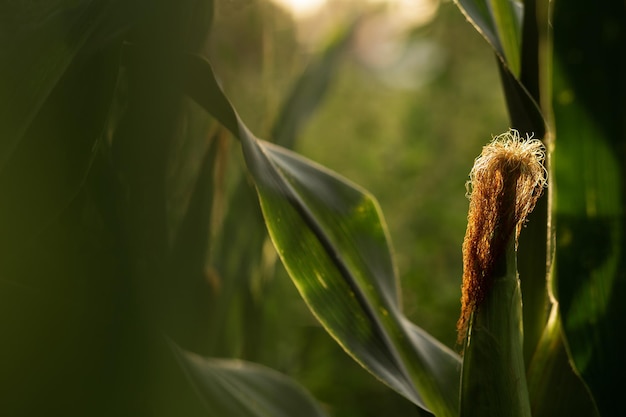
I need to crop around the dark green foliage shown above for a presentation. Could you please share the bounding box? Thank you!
[1,0,623,416]
[552,1,626,415]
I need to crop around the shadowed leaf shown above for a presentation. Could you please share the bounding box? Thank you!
[0,0,134,170]
[526,306,599,417]
[171,342,329,417]
[0,43,120,266]
[552,0,626,414]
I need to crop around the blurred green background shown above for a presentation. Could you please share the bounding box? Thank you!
[205,0,507,415]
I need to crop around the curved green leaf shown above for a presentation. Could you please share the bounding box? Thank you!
[246,139,460,417]
[182,53,461,417]
[526,306,599,417]
[171,343,329,417]
[496,60,546,135]
[453,0,523,75]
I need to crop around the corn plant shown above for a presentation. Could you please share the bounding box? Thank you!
[0,0,623,416]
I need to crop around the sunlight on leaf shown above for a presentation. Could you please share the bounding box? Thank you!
[453,0,522,75]
[181,52,461,417]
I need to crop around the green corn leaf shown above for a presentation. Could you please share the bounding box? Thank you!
[250,141,461,416]
[551,1,626,415]
[170,342,329,417]
[496,61,546,134]
[460,241,531,417]
[453,0,523,75]
[203,20,356,357]
[526,305,599,417]
[182,52,461,417]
